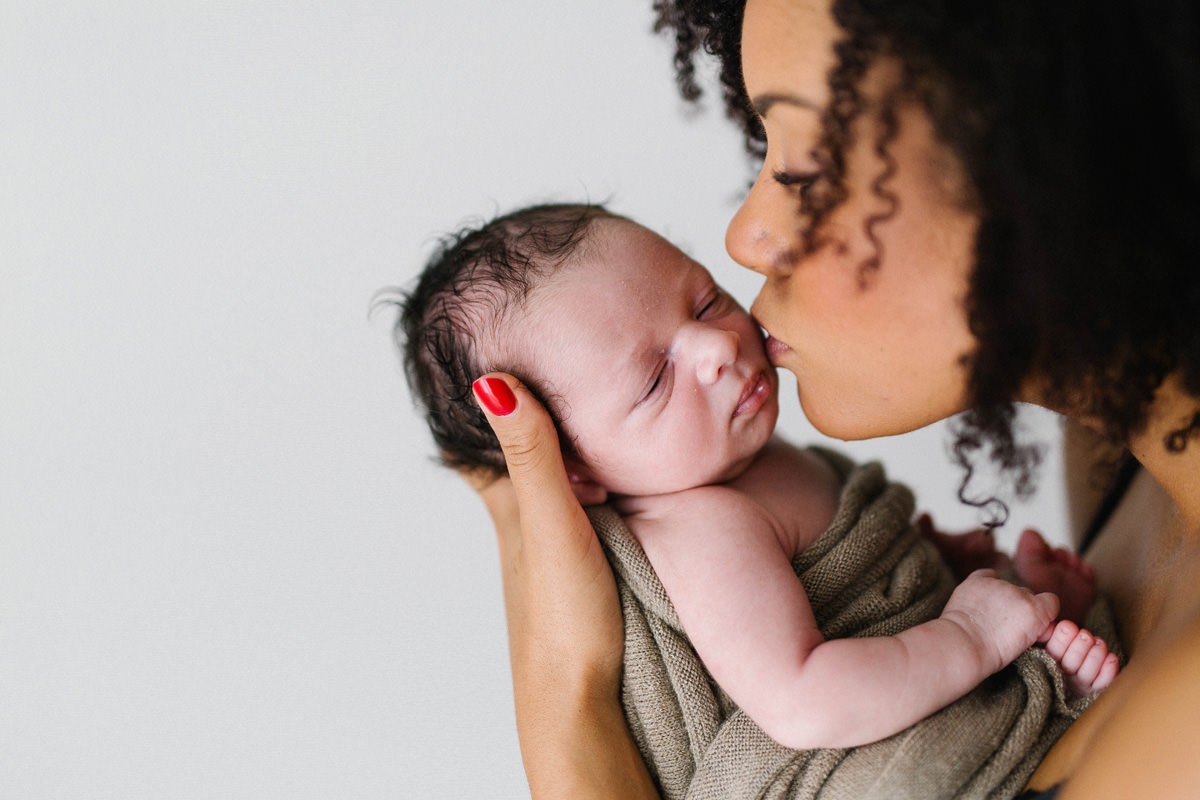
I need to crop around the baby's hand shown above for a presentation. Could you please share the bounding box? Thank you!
[941,569,1059,674]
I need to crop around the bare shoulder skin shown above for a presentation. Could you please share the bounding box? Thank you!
[1031,383,1200,796]
[1032,521,1200,796]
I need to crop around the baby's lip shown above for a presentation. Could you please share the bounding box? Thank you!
[733,371,771,418]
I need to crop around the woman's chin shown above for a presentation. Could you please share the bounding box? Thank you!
[801,396,963,442]
[796,393,887,442]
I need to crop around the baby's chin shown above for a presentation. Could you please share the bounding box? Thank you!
[708,451,760,485]
[610,455,759,497]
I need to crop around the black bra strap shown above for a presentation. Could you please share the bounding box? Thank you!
[1079,453,1141,555]
[1016,787,1061,800]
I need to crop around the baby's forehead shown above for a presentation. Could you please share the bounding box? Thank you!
[590,215,674,259]
[497,214,708,362]
[558,221,697,290]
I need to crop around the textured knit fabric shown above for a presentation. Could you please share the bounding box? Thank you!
[589,452,1115,800]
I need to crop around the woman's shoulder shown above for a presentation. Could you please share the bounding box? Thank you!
[1035,529,1200,798]
[1055,613,1200,798]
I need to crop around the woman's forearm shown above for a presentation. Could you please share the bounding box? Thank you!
[501,551,660,799]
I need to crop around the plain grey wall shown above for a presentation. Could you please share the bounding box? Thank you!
[2,2,1068,798]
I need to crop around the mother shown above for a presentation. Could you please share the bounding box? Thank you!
[467,0,1200,797]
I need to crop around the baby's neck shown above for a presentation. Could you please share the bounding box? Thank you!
[613,438,842,558]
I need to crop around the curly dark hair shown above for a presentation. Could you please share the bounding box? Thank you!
[386,203,614,474]
[653,0,1200,508]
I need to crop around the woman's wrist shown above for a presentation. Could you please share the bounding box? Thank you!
[515,670,659,800]
[506,599,653,798]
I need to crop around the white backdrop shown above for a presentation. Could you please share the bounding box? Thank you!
[1,2,1068,798]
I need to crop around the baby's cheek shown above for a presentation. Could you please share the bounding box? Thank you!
[675,429,716,471]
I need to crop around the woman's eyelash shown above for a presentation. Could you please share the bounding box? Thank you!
[772,170,818,189]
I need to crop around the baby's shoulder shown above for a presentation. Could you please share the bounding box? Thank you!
[614,440,843,556]
[733,440,843,550]
[618,482,765,530]
[735,439,844,493]
[616,482,782,552]
[619,482,796,575]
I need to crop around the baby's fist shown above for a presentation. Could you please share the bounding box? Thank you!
[942,569,1059,673]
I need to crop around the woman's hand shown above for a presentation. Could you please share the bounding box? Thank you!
[467,373,660,800]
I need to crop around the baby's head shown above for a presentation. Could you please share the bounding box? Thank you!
[399,202,779,499]
[399,203,608,475]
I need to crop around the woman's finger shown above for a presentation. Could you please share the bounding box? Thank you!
[472,373,594,545]
[470,372,618,658]
[470,373,652,798]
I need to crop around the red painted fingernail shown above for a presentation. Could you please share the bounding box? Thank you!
[473,377,517,416]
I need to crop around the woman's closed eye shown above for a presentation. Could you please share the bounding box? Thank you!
[772,169,819,196]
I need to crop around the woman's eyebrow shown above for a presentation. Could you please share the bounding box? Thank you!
[751,92,820,117]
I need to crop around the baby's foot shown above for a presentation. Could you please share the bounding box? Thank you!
[1012,528,1096,626]
[917,514,1011,580]
[1041,619,1120,697]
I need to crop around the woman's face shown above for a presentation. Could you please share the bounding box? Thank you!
[727,0,981,441]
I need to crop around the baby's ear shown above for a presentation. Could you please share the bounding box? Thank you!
[565,459,608,507]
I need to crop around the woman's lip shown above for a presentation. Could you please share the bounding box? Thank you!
[734,372,771,418]
[764,335,792,363]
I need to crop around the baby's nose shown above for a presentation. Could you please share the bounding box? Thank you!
[689,325,740,385]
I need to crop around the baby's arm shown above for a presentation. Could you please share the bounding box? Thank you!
[631,488,1059,750]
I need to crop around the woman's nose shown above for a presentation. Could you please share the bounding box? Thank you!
[725,170,800,278]
[683,323,740,385]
